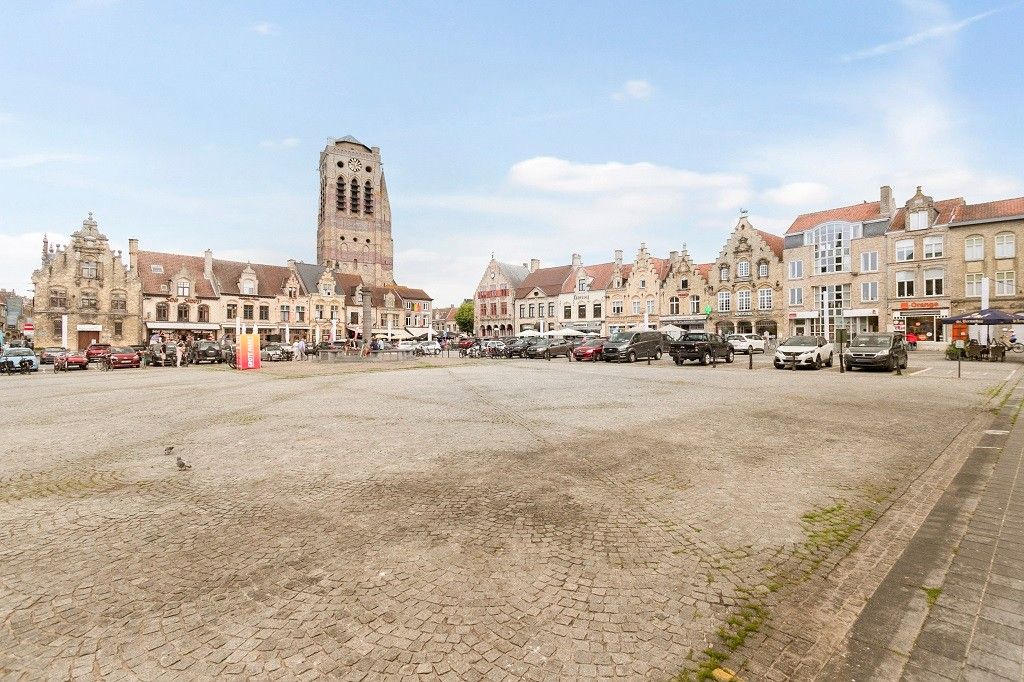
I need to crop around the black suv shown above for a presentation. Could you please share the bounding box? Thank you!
[602,330,663,363]
[669,332,735,365]
[843,333,908,371]
[193,340,224,364]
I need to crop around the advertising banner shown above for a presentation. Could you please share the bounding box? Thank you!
[236,333,262,370]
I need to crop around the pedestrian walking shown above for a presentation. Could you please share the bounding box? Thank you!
[175,340,184,367]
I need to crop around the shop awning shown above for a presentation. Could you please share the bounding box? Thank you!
[147,322,220,331]
[405,327,433,338]
[940,308,1024,325]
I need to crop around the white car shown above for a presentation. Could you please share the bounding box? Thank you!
[773,335,834,369]
[483,340,507,352]
[396,341,419,351]
[726,333,766,354]
[419,340,442,355]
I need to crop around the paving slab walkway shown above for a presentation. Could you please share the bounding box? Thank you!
[821,378,1024,680]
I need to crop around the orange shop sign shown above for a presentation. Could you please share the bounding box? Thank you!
[898,301,941,310]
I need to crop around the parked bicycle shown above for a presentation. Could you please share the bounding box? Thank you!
[53,354,69,373]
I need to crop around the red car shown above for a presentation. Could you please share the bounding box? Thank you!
[106,346,141,369]
[63,350,89,370]
[85,343,111,362]
[572,337,606,361]
[458,338,477,349]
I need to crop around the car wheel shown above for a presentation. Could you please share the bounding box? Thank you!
[627,351,636,363]
[774,362,784,369]
[654,349,662,360]
[700,351,710,366]
[725,349,734,364]
[826,353,834,367]
[887,356,896,372]
[814,355,822,370]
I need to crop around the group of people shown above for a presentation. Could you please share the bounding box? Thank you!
[148,332,211,367]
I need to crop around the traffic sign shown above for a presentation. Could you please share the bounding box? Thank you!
[22,322,33,332]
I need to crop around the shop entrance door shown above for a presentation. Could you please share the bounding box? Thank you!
[77,331,98,350]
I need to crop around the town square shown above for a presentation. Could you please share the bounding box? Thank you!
[3,2,1024,680]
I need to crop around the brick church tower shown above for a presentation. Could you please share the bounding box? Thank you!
[316,136,395,286]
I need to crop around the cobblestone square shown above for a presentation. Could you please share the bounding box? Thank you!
[0,355,1011,679]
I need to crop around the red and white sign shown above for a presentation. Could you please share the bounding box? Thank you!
[21,322,34,332]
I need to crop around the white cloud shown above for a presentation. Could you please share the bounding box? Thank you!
[259,137,301,149]
[762,182,831,207]
[0,232,68,293]
[842,7,1000,62]
[509,157,745,193]
[0,153,89,170]
[250,21,278,36]
[611,80,653,102]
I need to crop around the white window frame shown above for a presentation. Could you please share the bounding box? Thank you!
[737,289,751,312]
[965,273,982,298]
[965,235,984,261]
[757,287,772,310]
[720,266,729,281]
[996,233,1015,259]
[631,300,641,315]
[896,271,915,298]
[923,268,944,297]
[646,299,655,314]
[717,291,731,312]
[860,251,878,272]
[612,301,623,315]
[923,236,943,260]
[895,239,914,262]
[908,211,929,230]
[177,281,190,297]
[996,271,1015,296]
[758,262,769,278]
[737,261,750,278]
[788,260,802,279]
[861,281,878,302]
[689,296,701,315]
[789,287,803,306]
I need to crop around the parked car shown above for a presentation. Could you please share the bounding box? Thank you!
[726,333,766,354]
[148,342,177,367]
[261,343,292,362]
[572,337,606,361]
[396,340,419,351]
[458,338,478,350]
[39,346,68,364]
[602,330,663,363]
[106,346,141,369]
[669,332,734,365]
[419,340,442,355]
[526,338,571,359]
[61,349,90,370]
[193,340,224,364]
[504,338,534,357]
[844,332,908,371]
[0,346,39,372]
[85,343,111,362]
[773,336,833,369]
[482,340,507,353]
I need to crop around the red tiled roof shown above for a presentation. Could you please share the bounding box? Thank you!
[515,265,573,298]
[391,285,432,301]
[786,201,884,234]
[952,197,1024,224]
[889,198,963,231]
[695,263,713,280]
[137,251,217,297]
[754,229,784,259]
[215,260,293,297]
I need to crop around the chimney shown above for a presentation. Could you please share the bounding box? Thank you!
[669,250,678,261]
[204,249,213,279]
[880,185,895,216]
[530,258,540,272]
[614,249,623,265]
[128,238,139,273]
[571,253,582,267]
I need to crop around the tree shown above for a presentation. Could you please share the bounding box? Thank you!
[455,300,475,334]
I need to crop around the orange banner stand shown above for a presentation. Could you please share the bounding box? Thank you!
[951,322,968,342]
[236,334,262,370]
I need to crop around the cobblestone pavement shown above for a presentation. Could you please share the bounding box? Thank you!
[0,353,1012,680]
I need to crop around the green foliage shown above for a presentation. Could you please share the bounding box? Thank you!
[455,300,475,334]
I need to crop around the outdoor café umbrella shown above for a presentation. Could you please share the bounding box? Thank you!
[939,308,1024,325]
[550,328,584,337]
[518,329,541,337]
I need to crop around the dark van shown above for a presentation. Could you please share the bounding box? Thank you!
[601,330,663,363]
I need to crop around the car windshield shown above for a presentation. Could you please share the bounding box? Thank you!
[7,348,32,356]
[583,338,603,347]
[726,335,744,341]
[782,336,817,347]
[849,334,892,348]
[608,332,634,343]
[44,347,64,352]
[112,347,134,353]
[682,333,709,341]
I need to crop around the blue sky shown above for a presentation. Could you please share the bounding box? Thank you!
[1,0,1022,306]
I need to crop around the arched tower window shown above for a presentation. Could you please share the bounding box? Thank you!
[364,181,374,214]
[335,177,346,211]
[350,179,360,213]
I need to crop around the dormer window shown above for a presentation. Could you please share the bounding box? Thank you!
[81,261,98,279]
[150,264,164,274]
[578,278,587,292]
[242,281,256,295]
[908,211,929,230]
[737,261,750,278]
[680,278,688,290]
[177,281,190,297]
[613,278,622,288]
[321,285,332,296]
[720,266,729,281]
[639,279,646,289]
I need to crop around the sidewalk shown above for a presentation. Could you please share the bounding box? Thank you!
[822,379,1024,680]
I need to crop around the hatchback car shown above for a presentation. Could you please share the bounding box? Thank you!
[773,336,833,369]
[85,343,111,362]
[419,340,442,355]
[572,337,606,361]
[0,347,39,372]
[107,346,141,369]
[526,339,570,359]
[62,349,89,370]
[844,333,908,371]
[39,347,68,364]
[726,333,766,354]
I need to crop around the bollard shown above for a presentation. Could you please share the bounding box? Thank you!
[838,339,845,373]
[748,349,753,370]
[791,355,796,370]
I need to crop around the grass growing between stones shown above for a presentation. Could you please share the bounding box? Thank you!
[922,587,942,607]
[675,498,877,681]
